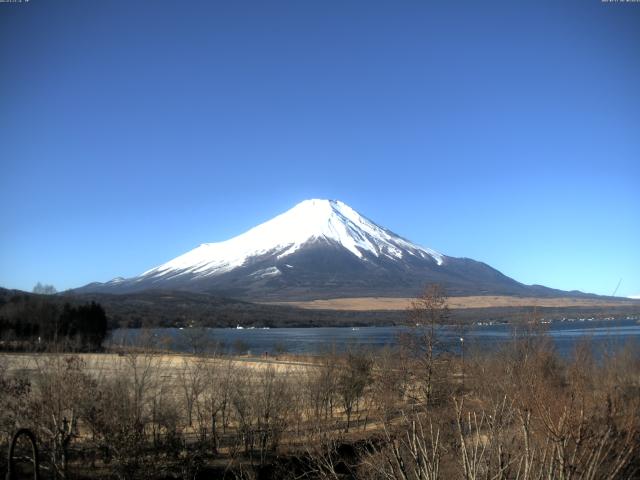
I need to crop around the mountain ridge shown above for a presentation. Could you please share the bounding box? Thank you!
[74,199,601,301]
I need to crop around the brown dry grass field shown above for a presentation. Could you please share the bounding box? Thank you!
[0,352,315,378]
[267,295,640,311]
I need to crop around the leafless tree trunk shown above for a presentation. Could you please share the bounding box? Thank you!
[406,284,449,405]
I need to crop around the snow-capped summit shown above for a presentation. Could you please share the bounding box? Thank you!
[76,199,566,300]
[140,199,443,283]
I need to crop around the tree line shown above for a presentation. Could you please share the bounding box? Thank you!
[0,293,108,351]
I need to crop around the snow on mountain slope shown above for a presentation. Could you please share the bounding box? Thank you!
[138,199,444,282]
[76,199,591,300]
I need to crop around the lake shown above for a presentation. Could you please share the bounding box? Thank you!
[108,317,640,358]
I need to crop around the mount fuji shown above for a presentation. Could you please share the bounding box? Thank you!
[76,199,578,300]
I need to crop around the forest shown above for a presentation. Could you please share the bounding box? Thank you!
[0,291,108,351]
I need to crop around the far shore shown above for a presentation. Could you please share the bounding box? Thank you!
[265,295,640,311]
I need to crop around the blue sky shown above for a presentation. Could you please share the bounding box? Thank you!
[1,0,638,297]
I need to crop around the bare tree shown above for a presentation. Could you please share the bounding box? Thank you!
[30,355,95,479]
[177,357,205,427]
[80,348,166,479]
[33,282,57,295]
[254,364,293,463]
[362,411,443,480]
[231,367,257,457]
[337,349,372,433]
[371,346,409,424]
[179,327,213,355]
[201,358,236,453]
[406,284,449,404]
[306,351,339,430]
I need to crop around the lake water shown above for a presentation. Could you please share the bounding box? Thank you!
[108,317,640,358]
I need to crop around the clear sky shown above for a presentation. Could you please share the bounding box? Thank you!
[1,0,638,297]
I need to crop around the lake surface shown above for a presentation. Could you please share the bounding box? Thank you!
[108,317,640,358]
